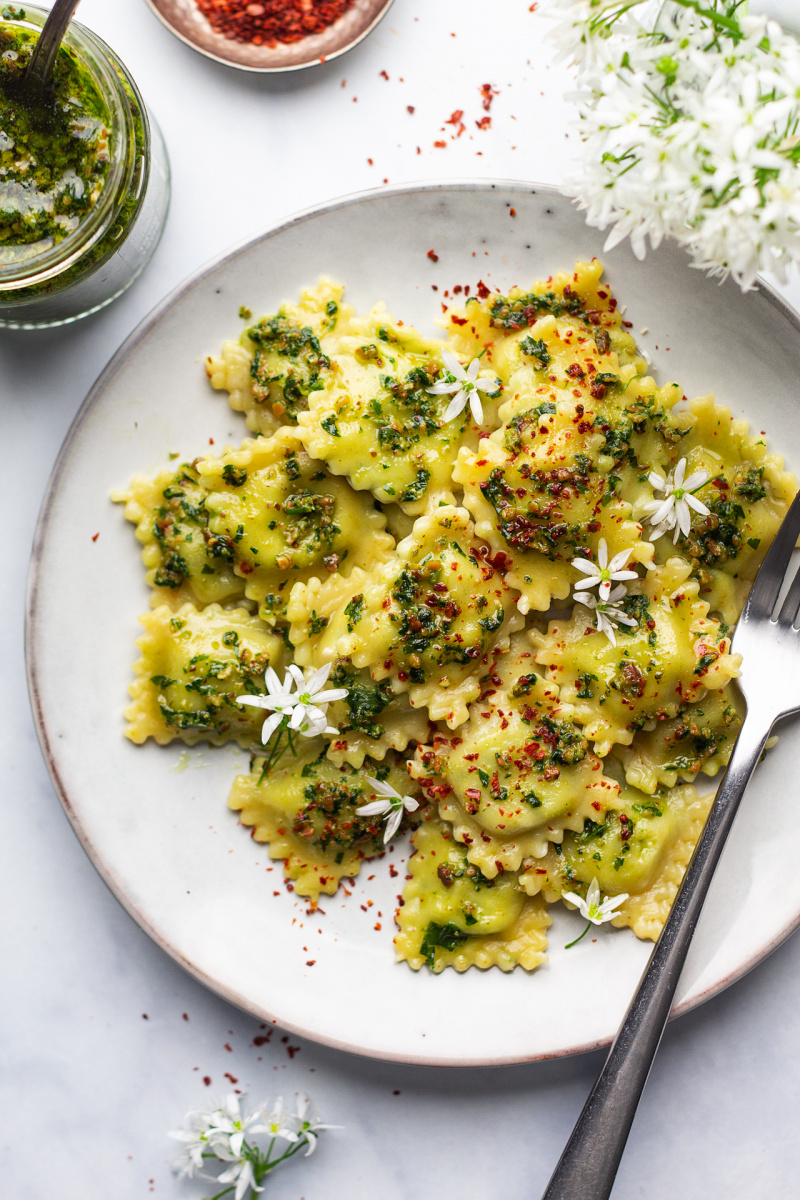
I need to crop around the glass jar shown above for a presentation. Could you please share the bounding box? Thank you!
[0,6,170,329]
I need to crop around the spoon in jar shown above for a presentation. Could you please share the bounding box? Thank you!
[23,0,82,89]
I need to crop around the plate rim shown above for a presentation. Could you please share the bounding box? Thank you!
[25,178,800,1066]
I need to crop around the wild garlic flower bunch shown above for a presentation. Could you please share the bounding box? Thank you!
[169,1091,334,1200]
[546,0,800,288]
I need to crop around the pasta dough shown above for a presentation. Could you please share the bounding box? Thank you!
[117,264,795,973]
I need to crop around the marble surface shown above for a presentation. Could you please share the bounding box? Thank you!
[4,2,800,1196]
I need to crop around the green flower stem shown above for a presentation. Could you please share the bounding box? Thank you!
[565,920,593,949]
[257,718,299,783]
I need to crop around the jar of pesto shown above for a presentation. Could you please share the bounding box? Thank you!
[0,5,170,328]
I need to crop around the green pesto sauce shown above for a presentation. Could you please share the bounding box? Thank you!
[0,18,111,259]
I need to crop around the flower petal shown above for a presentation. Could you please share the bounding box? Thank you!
[305,662,333,695]
[356,798,391,817]
[469,388,484,424]
[383,805,404,843]
[682,470,710,492]
[363,775,401,799]
[685,493,710,516]
[441,348,467,380]
[237,693,270,710]
[260,711,284,743]
[441,390,468,423]
[673,458,687,488]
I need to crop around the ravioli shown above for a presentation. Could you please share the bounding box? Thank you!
[118,264,793,972]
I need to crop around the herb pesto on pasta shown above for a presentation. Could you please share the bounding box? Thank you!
[116,264,796,974]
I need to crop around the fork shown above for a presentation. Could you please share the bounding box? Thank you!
[541,488,800,1200]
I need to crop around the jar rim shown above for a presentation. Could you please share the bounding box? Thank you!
[0,6,147,288]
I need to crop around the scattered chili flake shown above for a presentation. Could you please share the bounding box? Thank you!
[407,105,415,114]
[427,248,439,262]
[91,532,99,542]
[194,0,356,46]
[380,69,389,80]
[476,116,491,130]
[306,959,316,966]
[203,1076,212,1086]
[224,1073,238,1084]
[480,82,499,111]
[434,140,447,148]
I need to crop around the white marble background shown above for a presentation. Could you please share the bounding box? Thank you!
[4,1,800,1197]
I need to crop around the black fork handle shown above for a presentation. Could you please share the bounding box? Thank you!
[541,717,770,1200]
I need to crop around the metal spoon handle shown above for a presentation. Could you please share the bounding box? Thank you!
[540,717,769,1200]
[24,0,82,89]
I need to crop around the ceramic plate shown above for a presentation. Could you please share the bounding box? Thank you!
[27,181,800,1065]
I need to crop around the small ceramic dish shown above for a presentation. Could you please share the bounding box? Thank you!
[144,0,394,72]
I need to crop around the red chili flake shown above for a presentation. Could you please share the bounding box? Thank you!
[380,69,389,80]
[450,314,468,326]
[622,319,633,328]
[253,1034,270,1046]
[90,531,100,542]
[476,279,490,299]
[407,105,415,114]
[306,959,316,966]
[287,1045,300,1058]
[476,116,491,130]
[367,157,373,165]
[208,437,214,444]
[224,1073,238,1084]
[446,108,464,125]
[434,140,447,148]
[480,82,499,111]
[194,0,356,46]
[427,248,439,262]
[224,1042,232,1052]
[509,207,516,217]
[203,1076,212,1086]
[182,1013,189,1021]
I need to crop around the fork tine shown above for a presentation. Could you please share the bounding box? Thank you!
[777,559,800,627]
[742,489,800,621]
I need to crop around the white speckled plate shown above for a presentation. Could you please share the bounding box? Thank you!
[26,181,800,1065]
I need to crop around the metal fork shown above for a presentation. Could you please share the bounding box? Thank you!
[541,489,800,1200]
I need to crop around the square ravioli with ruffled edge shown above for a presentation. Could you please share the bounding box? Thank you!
[408,633,622,878]
[518,778,713,942]
[296,304,502,515]
[111,460,247,611]
[287,505,522,728]
[449,278,691,611]
[533,559,741,756]
[205,278,353,436]
[125,603,285,746]
[195,428,394,624]
[443,258,643,388]
[321,660,431,768]
[638,394,797,624]
[228,744,423,902]
[395,817,550,972]
[611,683,743,795]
